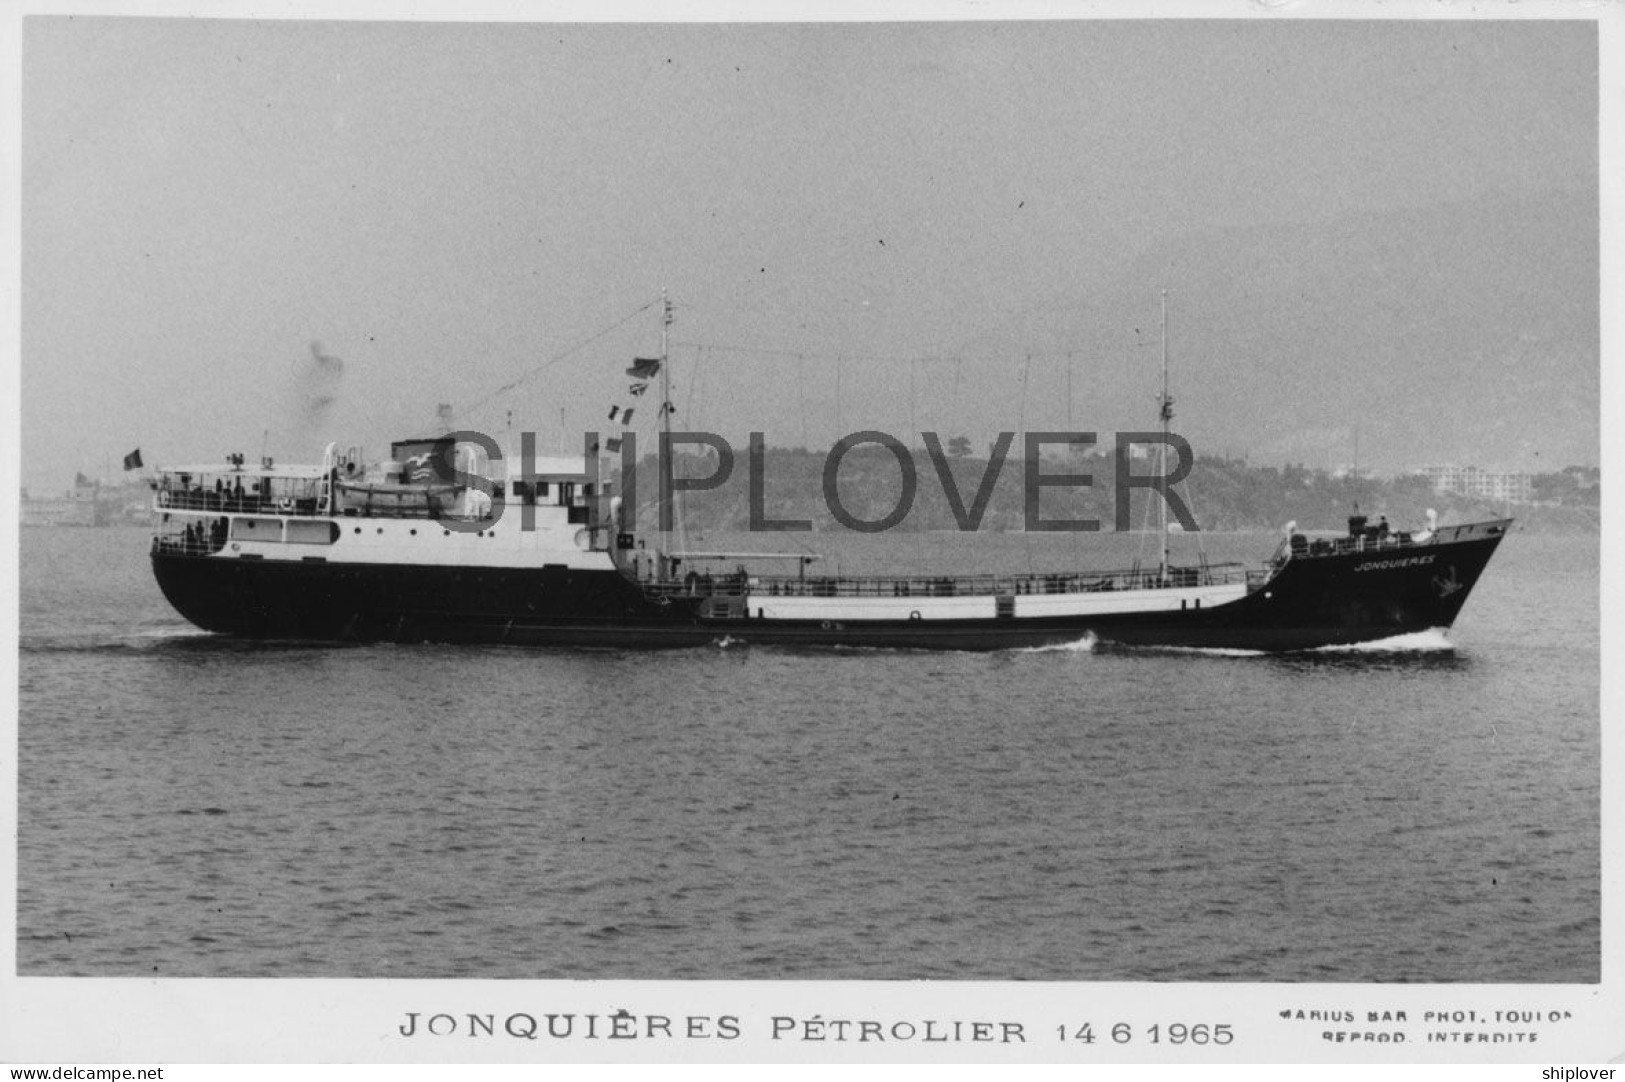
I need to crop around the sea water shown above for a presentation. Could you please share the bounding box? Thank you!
[15,526,1599,981]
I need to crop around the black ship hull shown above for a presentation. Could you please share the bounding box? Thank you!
[151,526,1507,653]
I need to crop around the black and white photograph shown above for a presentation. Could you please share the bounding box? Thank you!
[4,0,1619,1067]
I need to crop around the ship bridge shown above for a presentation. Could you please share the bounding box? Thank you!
[148,441,626,566]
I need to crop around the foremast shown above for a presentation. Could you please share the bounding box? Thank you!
[660,290,682,555]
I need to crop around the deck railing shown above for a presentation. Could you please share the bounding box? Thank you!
[641,561,1256,602]
[154,492,513,523]
[151,535,225,558]
[1293,532,1418,559]
[154,487,584,523]
[1282,519,1507,562]
[157,490,325,516]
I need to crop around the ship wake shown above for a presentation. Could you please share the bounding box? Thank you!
[1013,632,1100,655]
[1309,628,1455,653]
[140,627,217,642]
[1116,643,1269,658]
[1103,627,1456,659]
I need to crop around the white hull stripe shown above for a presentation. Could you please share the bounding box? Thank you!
[753,583,1248,622]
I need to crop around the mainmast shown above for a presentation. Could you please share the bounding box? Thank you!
[1158,289,1172,582]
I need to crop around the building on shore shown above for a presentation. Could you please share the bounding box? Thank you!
[21,475,151,527]
[21,475,106,526]
[1416,464,1534,504]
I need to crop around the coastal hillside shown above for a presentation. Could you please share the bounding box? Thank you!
[632,445,1598,536]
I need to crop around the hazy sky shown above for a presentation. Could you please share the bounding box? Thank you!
[18,8,1605,491]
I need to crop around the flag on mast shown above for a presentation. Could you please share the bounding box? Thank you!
[122,449,143,471]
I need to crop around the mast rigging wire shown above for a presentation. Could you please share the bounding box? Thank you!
[461,297,663,422]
